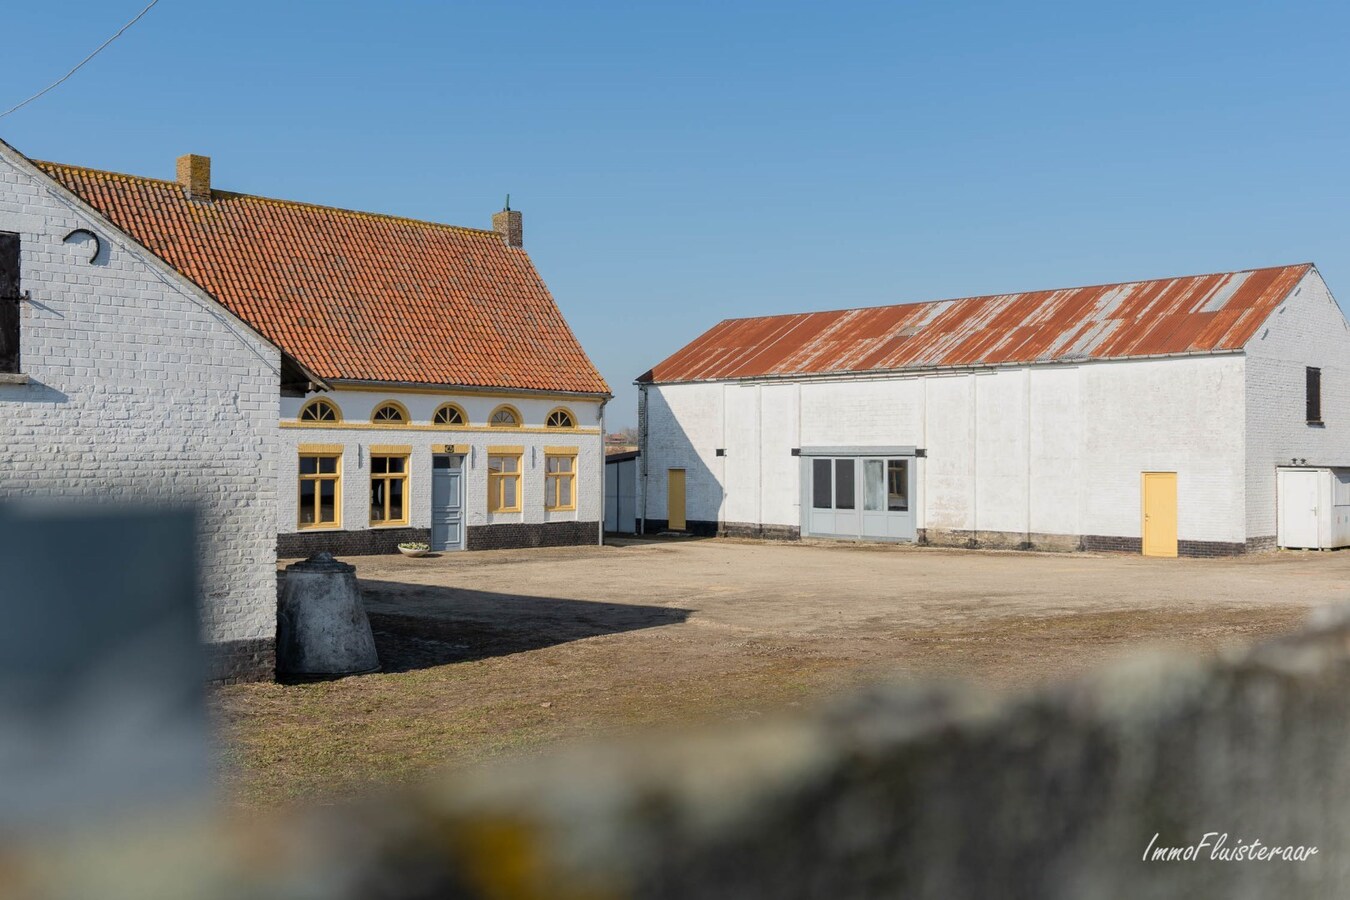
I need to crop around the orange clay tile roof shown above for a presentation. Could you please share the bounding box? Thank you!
[640,264,1312,384]
[35,161,610,395]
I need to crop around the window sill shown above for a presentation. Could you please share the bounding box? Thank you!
[546,506,578,513]
[0,373,30,385]
[369,522,411,529]
[489,508,523,515]
[297,523,343,531]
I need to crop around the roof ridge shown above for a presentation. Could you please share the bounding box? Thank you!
[713,263,1315,326]
[32,159,504,240]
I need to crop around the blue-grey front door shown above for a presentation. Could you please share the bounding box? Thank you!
[431,454,464,551]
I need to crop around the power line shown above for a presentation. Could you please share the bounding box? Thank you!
[0,0,164,121]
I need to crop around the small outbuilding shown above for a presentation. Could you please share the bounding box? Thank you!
[604,450,639,534]
[637,264,1350,557]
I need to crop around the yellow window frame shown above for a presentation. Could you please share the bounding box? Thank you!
[433,402,468,427]
[370,400,410,425]
[488,404,522,428]
[544,451,577,511]
[298,398,342,423]
[297,449,342,529]
[369,452,410,527]
[545,407,576,429]
[487,452,523,513]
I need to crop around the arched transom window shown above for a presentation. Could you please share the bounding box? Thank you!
[433,403,467,426]
[299,399,340,422]
[546,408,576,429]
[371,402,409,424]
[489,405,521,428]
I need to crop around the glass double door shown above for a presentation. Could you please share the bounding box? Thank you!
[807,456,914,541]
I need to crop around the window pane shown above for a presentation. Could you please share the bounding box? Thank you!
[300,456,318,476]
[864,459,885,511]
[389,477,404,520]
[299,481,316,522]
[503,456,518,473]
[489,456,504,474]
[372,456,388,474]
[812,459,832,509]
[388,456,406,473]
[433,456,452,470]
[888,460,909,512]
[546,475,559,506]
[1308,367,1322,422]
[319,456,338,474]
[835,459,855,510]
[370,480,386,522]
[503,475,518,508]
[562,474,574,505]
[319,479,336,523]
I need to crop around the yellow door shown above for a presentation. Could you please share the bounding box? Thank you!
[1142,472,1178,558]
[667,469,687,531]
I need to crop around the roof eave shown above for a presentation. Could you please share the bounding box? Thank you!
[330,378,612,400]
[637,347,1248,387]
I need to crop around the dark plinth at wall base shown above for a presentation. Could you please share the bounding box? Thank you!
[720,521,801,541]
[208,637,275,684]
[641,519,720,537]
[1246,535,1278,554]
[1177,539,1248,558]
[466,521,601,550]
[278,527,431,559]
[1079,534,1144,554]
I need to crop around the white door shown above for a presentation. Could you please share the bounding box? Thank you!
[1278,469,1321,549]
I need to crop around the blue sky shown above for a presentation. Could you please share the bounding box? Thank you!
[4,1,1348,428]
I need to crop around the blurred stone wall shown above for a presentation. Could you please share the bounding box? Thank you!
[12,607,1350,899]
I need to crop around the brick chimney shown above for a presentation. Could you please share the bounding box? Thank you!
[492,197,522,248]
[176,154,212,202]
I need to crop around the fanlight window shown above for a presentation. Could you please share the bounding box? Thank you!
[372,403,408,424]
[546,409,575,429]
[433,404,466,426]
[489,406,520,427]
[299,399,340,422]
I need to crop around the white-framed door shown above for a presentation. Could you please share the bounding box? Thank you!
[1277,468,1322,550]
[804,452,915,541]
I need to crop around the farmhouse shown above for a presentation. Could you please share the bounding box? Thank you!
[1,138,608,679]
[33,153,610,557]
[637,264,1350,556]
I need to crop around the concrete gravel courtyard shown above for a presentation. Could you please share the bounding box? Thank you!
[214,538,1348,807]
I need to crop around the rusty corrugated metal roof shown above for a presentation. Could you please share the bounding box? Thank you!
[639,264,1312,384]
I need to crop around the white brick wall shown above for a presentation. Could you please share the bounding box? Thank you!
[642,354,1249,544]
[0,148,280,647]
[1244,269,1350,540]
[278,389,605,533]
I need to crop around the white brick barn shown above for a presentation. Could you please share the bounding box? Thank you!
[0,139,282,681]
[637,265,1350,557]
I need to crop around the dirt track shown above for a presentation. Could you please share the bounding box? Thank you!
[214,538,1347,807]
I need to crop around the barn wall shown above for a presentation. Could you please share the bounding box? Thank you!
[0,148,281,681]
[1244,269,1350,548]
[643,353,1248,550]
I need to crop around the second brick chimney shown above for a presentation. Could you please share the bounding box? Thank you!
[492,198,522,248]
[176,154,212,202]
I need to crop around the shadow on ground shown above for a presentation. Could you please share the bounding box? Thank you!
[358,580,692,673]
